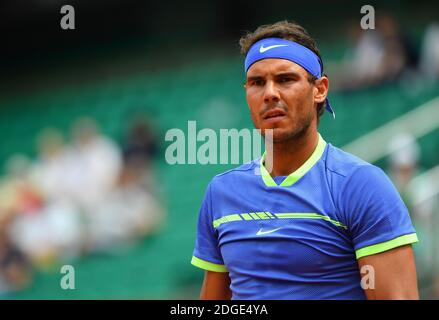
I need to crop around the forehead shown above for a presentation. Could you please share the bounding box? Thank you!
[246,58,307,77]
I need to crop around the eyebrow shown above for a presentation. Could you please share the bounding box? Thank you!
[246,75,264,82]
[246,71,301,81]
[275,72,300,78]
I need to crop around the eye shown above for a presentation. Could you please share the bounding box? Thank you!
[279,77,294,83]
[250,79,264,86]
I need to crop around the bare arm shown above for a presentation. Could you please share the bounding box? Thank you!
[358,244,419,299]
[200,271,232,300]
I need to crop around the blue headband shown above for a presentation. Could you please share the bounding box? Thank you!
[244,37,335,118]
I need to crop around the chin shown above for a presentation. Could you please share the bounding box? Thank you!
[260,127,291,143]
[272,132,296,144]
[264,123,311,143]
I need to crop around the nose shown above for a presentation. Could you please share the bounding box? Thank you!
[263,80,280,104]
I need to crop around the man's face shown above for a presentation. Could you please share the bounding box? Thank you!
[245,58,325,143]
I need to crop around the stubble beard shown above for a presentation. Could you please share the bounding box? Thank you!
[259,108,314,145]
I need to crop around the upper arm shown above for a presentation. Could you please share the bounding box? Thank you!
[200,271,232,300]
[192,182,227,271]
[358,244,419,299]
[338,165,418,258]
[338,165,419,299]
[192,182,231,299]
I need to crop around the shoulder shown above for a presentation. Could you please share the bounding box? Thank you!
[324,143,394,196]
[208,159,259,189]
[324,143,390,183]
[323,144,408,232]
[324,143,402,212]
[324,143,374,178]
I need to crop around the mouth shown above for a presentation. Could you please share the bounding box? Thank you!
[262,108,287,122]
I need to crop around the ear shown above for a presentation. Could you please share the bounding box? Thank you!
[313,76,329,104]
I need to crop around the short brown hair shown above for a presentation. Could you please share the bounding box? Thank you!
[239,20,325,120]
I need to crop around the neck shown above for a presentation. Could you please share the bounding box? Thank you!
[265,129,319,177]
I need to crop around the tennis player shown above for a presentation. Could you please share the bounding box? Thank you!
[191,20,419,299]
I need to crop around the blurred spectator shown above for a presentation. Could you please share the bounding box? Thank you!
[122,114,159,192]
[0,157,33,293]
[0,155,43,216]
[387,133,439,297]
[69,117,122,212]
[330,14,419,91]
[32,128,77,202]
[8,132,82,266]
[0,115,166,286]
[387,133,421,210]
[86,115,164,252]
[86,165,165,252]
[0,155,55,268]
[420,22,439,82]
[0,213,31,294]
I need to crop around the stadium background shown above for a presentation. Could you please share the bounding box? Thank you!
[1,0,439,299]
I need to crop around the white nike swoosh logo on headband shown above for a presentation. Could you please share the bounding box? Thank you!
[259,44,288,53]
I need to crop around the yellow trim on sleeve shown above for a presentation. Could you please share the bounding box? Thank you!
[191,256,228,272]
[355,233,418,259]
